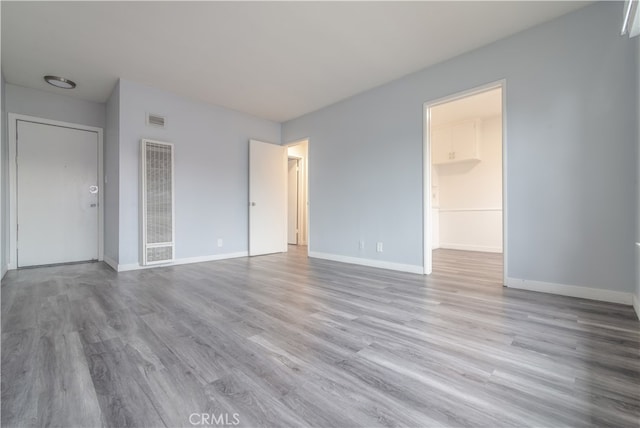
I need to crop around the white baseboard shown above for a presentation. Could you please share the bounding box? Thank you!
[506,277,633,305]
[116,251,249,272]
[309,251,424,274]
[633,293,640,320]
[439,243,502,253]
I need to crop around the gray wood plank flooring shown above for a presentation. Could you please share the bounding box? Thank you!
[2,246,639,427]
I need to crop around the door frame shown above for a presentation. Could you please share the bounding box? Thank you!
[8,113,104,269]
[422,80,507,284]
[284,138,310,252]
[287,155,302,245]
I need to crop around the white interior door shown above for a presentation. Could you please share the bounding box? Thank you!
[287,158,299,245]
[17,120,99,267]
[249,139,287,256]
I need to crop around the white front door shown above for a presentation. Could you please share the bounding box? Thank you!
[249,139,287,256]
[17,120,99,267]
[287,158,299,245]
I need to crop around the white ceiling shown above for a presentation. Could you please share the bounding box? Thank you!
[431,87,502,127]
[2,1,589,123]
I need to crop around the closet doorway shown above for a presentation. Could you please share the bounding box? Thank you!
[424,83,505,285]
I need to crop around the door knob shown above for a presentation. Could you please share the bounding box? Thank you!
[250,202,256,206]
[89,185,99,194]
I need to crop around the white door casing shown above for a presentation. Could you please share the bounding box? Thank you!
[288,158,299,245]
[16,120,99,267]
[249,139,287,256]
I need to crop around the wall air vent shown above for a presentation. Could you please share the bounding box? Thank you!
[146,113,166,128]
[140,139,175,265]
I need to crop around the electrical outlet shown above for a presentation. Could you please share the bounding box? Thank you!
[217,238,223,248]
[376,242,383,252]
[359,240,365,250]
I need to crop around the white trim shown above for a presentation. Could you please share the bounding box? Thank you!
[501,83,508,285]
[287,155,305,246]
[422,102,432,274]
[634,242,640,319]
[506,277,633,305]
[309,251,424,274]
[439,243,502,253]
[438,208,502,213]
[0,79,3,280]
[8,113,104,270]
[423,80,507,283]
[116,251,248,272]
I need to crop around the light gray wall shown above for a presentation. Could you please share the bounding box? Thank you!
[283,2,637,292]
[5,84,105,129]
[1,73,8,276]
[105,81,120,263]
[118,79,281,265]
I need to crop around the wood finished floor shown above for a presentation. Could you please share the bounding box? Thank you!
[2,247,639,428]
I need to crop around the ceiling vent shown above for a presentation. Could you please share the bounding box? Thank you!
[146,113,166,128]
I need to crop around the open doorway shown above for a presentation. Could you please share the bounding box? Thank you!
[424,83,505,285]
[286,139,309,253]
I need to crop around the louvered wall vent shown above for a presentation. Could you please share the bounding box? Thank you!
[140,139,175,265]
[146,113,166,128]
